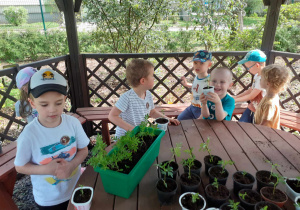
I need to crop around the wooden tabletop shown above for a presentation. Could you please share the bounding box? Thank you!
[68,119,300,210]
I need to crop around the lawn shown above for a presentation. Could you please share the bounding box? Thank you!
[0,22,60,31]
[243,16,265,26]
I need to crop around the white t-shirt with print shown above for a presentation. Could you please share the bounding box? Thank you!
[14,114,89,206]
[115,89,154,138]
[191,75,210,107]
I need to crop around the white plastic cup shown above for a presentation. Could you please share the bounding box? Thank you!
[71,186,93,210]
[295,195,300,210]
[154,118,169,131]
[202,86,214,96]
[179,192,206,210]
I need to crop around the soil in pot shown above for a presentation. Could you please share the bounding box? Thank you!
[156,118,169,124]
[220,203,245,210]
[205,184,230,207]
[74,188,92,203]
[156,178,177,204]
[260,187,287,203]
[256,170,277,192]
[160,161,178,180]
[254,201,281,210]
[238,189,262,210]
[204,155,222,175]
[286,179,300,193]
[208,166,228,185]
[180,173,201,193]
[233,171,255,195]
[180,193,205,210]
[183,159,202,176]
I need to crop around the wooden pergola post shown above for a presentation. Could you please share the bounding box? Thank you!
[261,0,285,64]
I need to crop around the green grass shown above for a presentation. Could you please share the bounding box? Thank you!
[243,17,265,26]
[0,22,60,31]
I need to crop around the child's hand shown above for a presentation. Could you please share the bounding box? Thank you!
[180,76,188,87]
[199,93,207,105]
[206,92,221,105]
[169,118,180,126]
[54,158,74,179]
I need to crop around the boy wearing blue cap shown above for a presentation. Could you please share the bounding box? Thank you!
[178,50,212,120]
[233,49,267,123]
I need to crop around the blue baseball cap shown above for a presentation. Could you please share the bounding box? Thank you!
[192,50,212,62]
[238,49,266,64]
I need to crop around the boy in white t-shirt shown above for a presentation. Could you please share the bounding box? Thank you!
[14,69,89,209]
[108,59,180,138]
[233,49,267,123]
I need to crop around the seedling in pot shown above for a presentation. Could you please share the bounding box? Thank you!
[239,192,248,200]
[242,171,247,177]
[260,206,268,210]
[192,193,200,203]
[212,177,219,191]
[217,159,234,174]
[295,200,300,208]
[265,160,280,179]
[270,173,285,195]
[199,137,214,163]
[170,143,182,160]
[228,199,240,210]
[156,162,173,188]
[181,147,195,179]
[79,184,84,196]
[294,176,300,188]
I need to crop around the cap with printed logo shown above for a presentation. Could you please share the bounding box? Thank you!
[192,50,212,62]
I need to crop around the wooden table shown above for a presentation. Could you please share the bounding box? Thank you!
[68,119,300,210]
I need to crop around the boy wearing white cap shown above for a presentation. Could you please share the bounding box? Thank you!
[14,69,89,209]
[233,49,267,123]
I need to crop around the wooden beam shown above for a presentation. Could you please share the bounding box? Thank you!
[74,0,82,12]
[263,0,287,6]
[261,0,283,65]
[55,0,65,12]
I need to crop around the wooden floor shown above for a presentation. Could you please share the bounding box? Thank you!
[68,119,300,210]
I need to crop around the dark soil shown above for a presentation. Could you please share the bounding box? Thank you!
[261,187,287,202]
[206,184,229,199]
[73,188,92,203]
[209,166,228,179]
[181,194,205,210]
[203,86,214,89]
[183,159,202,170]
[286,179,300,193]
[221,204,244,210]
[239,190,262,204]
[110,134,157,174]
[180,173,201,186]
[233,172,254,184]
[156,179,177,192]
[204,155,221,166]
[256,171,277,185]
[156,118,168,123]
[255,202,281,210]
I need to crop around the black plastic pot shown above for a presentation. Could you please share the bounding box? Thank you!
[183,159,202,176]
[220,202,245,210]
[254,201,281,210]
[233,171,255,196]
[205,183,230,208]
[208,166,229,185]
[156,178,178,204]
[180,173,201,193]
[238,189,262,210]
[255,170,275,192]
[159,161,179,180]
[204,155,222,176]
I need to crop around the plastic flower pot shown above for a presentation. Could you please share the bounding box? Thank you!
[238,189,262,210]
[202,86,214,95]
[295,195,300,210]
[95,126,165,198]
[254,201,281,210]
[154,117,169,131]
[156,178,178,204]
[71,186,93,210]
[233,171,255,196]
[255,170,275,192]
[204,155,222,176]
[180,173,201,193]
[159,161,179,180]
[179,192,206,210]
[183,159,202,176]
[260,187,288,208]
[208,166,229,186]
[205,183,230,208]
[285,177,300,201]
[220,202,245,210]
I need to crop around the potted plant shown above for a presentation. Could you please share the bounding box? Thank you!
[180,148,201,193]
[233,171,255,196]
[260,173,288,208]
[220,199,245,210]
[199,137,222,175]
[154,109,169,131]
[182,147,202,176]
[155,162,178,204]
[202,76,214,95]
[158,143,182,180]
[256,160,279,192]
[285,176,300,201]
[254,201,282,210]
[179,192,206,210]
[295,195,300,210]
[238,189,262,210]
[71,184,93,210]
[205,177,230,208]
[87,116,165,198]
[208,159,234,185]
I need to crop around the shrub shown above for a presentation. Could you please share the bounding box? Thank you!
[274,25,300,53]
[3,6,28,26]
[244,0,264,16]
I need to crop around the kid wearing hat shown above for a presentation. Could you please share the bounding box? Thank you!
[15,67,38,123]
[233,49,267,123]
[14,69,89,209]
[178,50,212,120]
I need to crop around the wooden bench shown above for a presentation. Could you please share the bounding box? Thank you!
[0,112,85,209]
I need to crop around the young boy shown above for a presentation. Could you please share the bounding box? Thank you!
[178,50,212,120]
[14,69,89,209]
[233,49,267,123]
[199,67,235,121]
[108,59,180,138]
[254,64,289,129]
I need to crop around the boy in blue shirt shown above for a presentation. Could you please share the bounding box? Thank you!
[199,67,235,121]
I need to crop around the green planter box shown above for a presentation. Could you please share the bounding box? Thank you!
[95,126,165,198]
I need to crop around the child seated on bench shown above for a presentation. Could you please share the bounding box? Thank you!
[254,64,289,129]
[108,59,180,138]
[199,67,235,121]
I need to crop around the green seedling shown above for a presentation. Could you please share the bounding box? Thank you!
[228,199,240,210]
[239,192,248,200]
[181,147,195,179]
[156,162,173,188]
[260,206,268,210]
[266,160,280,179]
[270,173,285,195]
[294,200,300,208]
[217,160,234,174]
[191,193,200,203]
[170,143,182,160]
[199,137,214,163]
[79,184,84,196]
[212,177,219,191]
[242,171,247,177]
[294,176,300,188]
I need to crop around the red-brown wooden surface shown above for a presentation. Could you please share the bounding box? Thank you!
[68,120,300,210]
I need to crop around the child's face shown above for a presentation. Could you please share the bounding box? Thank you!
[193,60,211,76]
[29,91,66,128]
[244,61,261,75]
[143,67,155,90]
[210,70,232,98]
